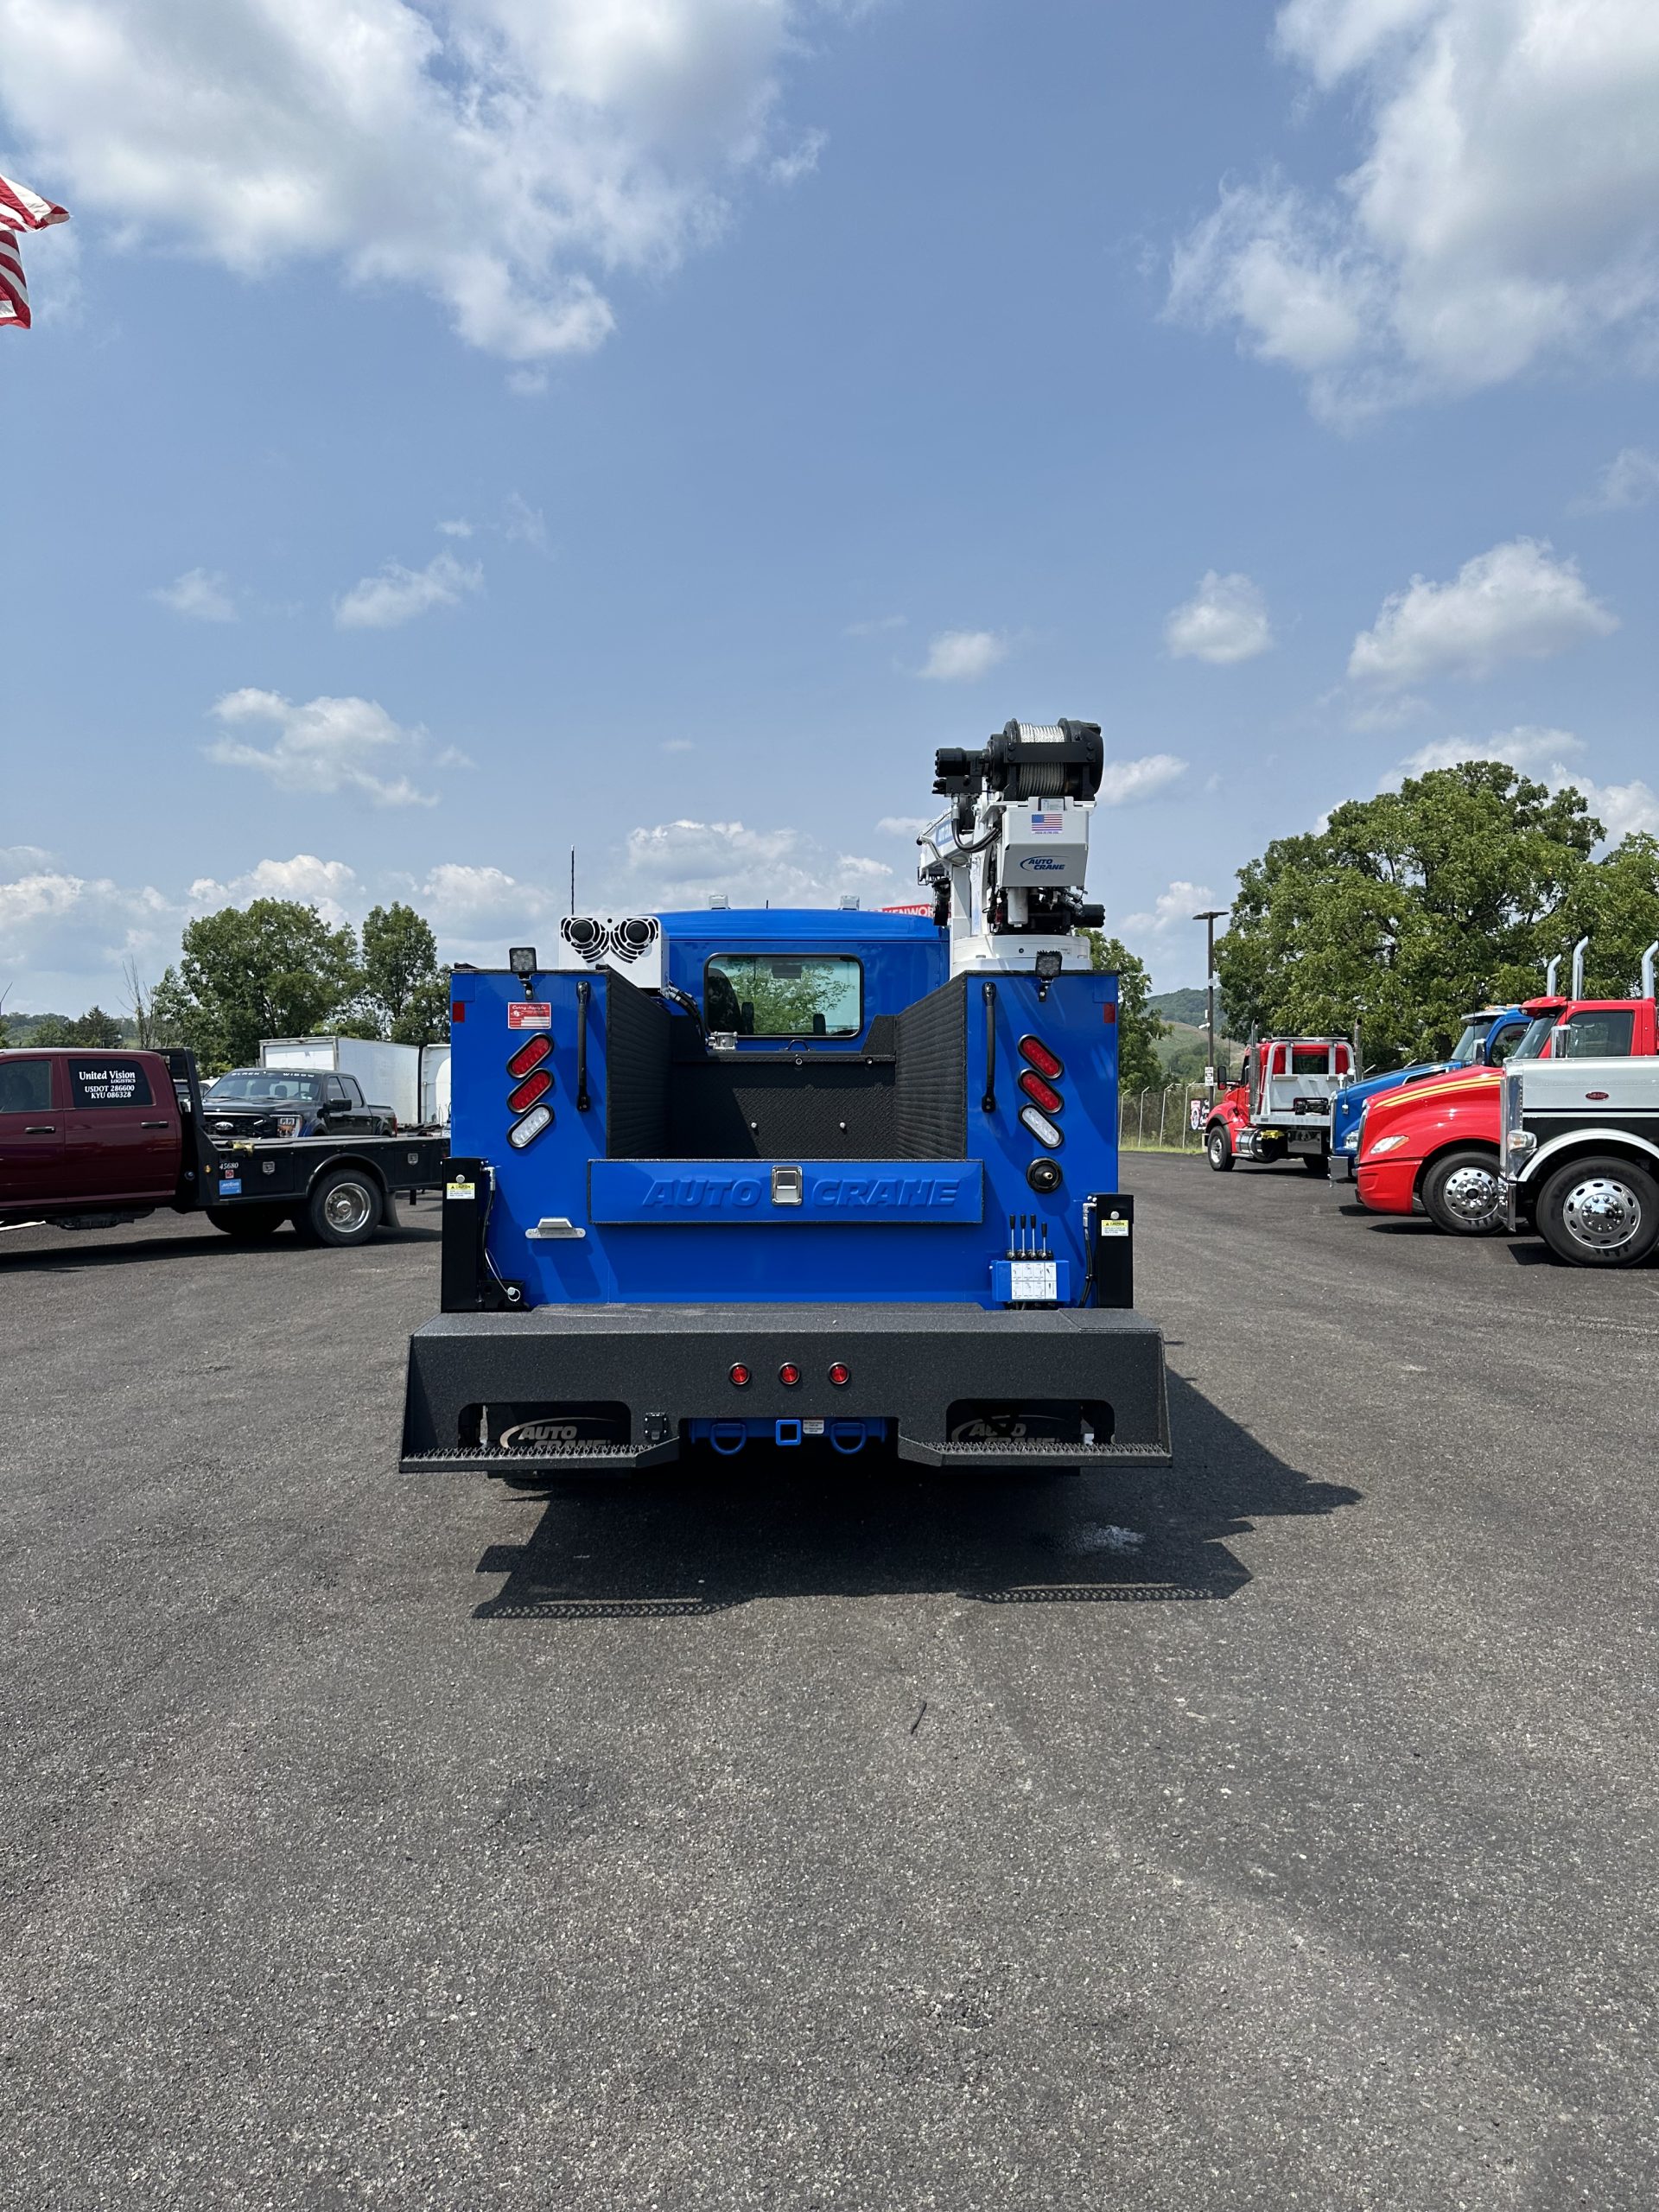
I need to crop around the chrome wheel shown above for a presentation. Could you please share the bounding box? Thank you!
[323,1180,374,1235]
[1560,1175,1643,1255]
[1441,1163,1500,1229]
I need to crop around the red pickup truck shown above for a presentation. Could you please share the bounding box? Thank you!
[0,1046,446,1246]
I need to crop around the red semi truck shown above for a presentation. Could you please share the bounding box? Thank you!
[1203,1036,1355,1174]
[1355,952,1659,1236]
[0,1046,446,1245]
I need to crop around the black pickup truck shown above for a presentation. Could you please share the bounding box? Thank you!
[202,1067,395,1141]
[0,1046,446,1248]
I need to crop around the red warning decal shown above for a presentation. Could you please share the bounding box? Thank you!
[507,1001,552,1030]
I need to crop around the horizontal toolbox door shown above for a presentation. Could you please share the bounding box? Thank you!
[588,1159,982,1224]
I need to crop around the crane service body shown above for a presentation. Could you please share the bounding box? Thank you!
[400,721,1171,1478]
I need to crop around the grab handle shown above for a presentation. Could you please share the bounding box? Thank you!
[575,979,591,1112]
[982,981,997,1113]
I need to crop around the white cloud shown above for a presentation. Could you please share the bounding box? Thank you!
[1348,538,1617,688]
[1098,753,1189,806]
[205,690,439,806]
[875,815,934,837]
[1113,880,1220,982]
[1578,776,1659,841]
[1168,0,1659,415]
[918,629,1007,683]
[1380,727,1659,841]
[770,127,826,186]
[186,855,364,930]
[1163,571,1274,664]
[436,518,474,538]
[502,493,548,550]
[1584,447,1659,512]
[1116,880,1217,937]
[661,738,696,754]
[1345,690,1431,731]
[1397,725,1583,777]
[845,613,906,638]
[621,819,896,908]
[0,0,832,365]
[152,568,237,623]
[334,550,484,631]
[0,848,176,1004]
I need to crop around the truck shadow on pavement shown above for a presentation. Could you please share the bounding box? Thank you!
[472,1372,1359,1621]
[0,1220,442,1273]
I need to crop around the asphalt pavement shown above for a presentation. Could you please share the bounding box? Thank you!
[2,1161,1656,2209]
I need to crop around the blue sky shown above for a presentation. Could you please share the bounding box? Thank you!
[3,0,1657,1011]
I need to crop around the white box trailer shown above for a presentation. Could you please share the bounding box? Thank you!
[260,1038,450,1130]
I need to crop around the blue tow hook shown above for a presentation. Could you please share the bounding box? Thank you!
[829,1420,868,1456]
[709,1421,747,1457]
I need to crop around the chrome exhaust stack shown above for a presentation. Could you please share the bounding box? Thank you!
[1643,940,1658,1001]
[1544,955,1560,996]
[1571,936,1589,999]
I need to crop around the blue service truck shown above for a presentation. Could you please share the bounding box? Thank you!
[400,721,1170,1478]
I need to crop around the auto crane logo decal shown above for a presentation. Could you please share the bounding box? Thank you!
[1018,855,1066,873]
[638,1174,963,1211]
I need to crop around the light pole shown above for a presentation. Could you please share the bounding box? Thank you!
[1193,908,1227,1098]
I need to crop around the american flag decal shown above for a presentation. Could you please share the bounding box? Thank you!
[0,175,70,333]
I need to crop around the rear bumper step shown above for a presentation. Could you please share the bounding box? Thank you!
[400,1301,1170,1472]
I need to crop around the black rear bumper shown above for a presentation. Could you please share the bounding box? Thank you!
[400,1301,1170,1474]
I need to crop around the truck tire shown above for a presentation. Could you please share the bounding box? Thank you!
[207,1204,286,1240]
[1421,1147,1504,1236]
[1205,1127,1233,1173]
[1535,1154,1659,1268]
[297,1167,383,1248]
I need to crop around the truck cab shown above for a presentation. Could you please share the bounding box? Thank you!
[1203,1036,1354,1174]
[1329,1006,1529,1179]
[1355,950,1659,1236]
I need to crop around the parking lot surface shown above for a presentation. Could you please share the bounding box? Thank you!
[3,1160,1655,2209]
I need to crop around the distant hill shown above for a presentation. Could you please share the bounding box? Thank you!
[1148,987,1230,1029]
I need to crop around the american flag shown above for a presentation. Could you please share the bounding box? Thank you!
[0,175,70,332]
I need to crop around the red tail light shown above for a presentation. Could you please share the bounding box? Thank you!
[729,1363,752,1388]
[1018,1035,1064,1080]
[508,1068,552,1114]
[1018,1070,1063,1114]
[507,1033,552,1078]
[828,1363,851,1388]
[779,1363,801,1388]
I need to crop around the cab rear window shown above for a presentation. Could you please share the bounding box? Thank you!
[704,954,863,1038]
[69,1059,154,1109]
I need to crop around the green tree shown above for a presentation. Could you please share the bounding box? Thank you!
[391,969,454,1046]
[358,902,448,1040]
[1216,763,1601,1070]
[153,899,363,1073]
[29,1005,125,1047]
[1085,932,1166,1091]
[1557,832,1659,995]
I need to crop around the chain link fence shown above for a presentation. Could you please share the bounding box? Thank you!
[1117,1085,1212,1154]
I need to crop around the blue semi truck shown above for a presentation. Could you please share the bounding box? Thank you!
[400,721,1170,1478]
[1328,1003,1531,1177]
